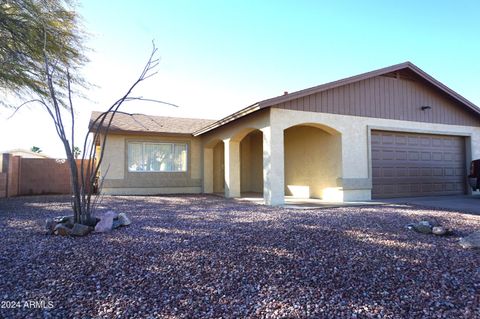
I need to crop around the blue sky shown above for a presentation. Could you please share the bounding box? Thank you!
[1,0,479,157]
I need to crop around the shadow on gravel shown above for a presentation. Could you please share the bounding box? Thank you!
[0,194,478,318]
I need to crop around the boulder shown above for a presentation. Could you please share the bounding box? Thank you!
[45,218,56,235]
[53,215,75,228]
[459,231,480,249]
[112,219,123,229]
[117,213,131,226]
[413,221,433,234]
[54,224,72,236]
[84,217,101,227]
[71,223,92,237]
[94,211,117,233]
[432,226,448,236]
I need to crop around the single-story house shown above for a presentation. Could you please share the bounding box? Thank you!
[89,62,480,205]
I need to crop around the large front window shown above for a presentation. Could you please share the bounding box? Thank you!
[128,142,187,172]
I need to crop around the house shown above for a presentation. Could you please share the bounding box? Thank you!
[89,62,480,205]
[2,149,51,159]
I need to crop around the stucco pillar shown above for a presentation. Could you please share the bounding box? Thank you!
[203,148,213,193]
[262,126,285,205]
[339,127,372,201]
[224,138,241,198]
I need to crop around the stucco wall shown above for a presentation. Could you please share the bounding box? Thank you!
[240,130,263,193]
[213,141,225,193]
[284,125,341,198]
[100,133,203,194]
[270,107,480,201]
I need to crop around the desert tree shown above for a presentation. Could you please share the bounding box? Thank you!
[0,0,87,103]
[1,0,172,225]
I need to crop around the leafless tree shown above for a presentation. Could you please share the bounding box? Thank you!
[13,42,175,225]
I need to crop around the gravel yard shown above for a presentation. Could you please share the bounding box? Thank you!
[0,195,478,318]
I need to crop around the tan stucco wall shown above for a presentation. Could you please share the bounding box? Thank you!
[240,130,263,193]
[213,141,225,193]
[99,133,203,194]
[284,125,341,199]
[270,107,480,201]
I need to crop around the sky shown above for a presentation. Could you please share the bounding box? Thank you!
[1,0,480,157]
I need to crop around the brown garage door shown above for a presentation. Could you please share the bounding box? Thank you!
[371,130,466,198]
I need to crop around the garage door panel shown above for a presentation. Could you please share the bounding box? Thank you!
[372,130,466,198]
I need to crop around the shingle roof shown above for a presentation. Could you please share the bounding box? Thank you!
[89,111,216,135]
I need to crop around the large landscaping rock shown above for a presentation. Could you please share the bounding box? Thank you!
[117,213,131,226]
[432,226,448,236]
[53,215,74,228]
[112,219,123,229]
[94,211,117,233]
[45,218,56,235]
[71,223,92,237]
[459,231,480,249]
[412,221,433,234]
[84,217,101,227]
[54,224,72,236]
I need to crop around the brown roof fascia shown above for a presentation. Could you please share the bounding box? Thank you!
[94,129,194,138]
[192,103,261,136]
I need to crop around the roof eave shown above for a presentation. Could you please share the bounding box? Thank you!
[193,103,261,136]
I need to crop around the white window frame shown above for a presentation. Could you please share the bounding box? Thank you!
[127,142,188,173]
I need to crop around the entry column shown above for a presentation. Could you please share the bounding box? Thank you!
[262,126,285,205]
[223,138,241,198]
[203,148,213,193]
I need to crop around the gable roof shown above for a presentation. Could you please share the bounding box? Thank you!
[193,62,480,136]
[89,111,215,135]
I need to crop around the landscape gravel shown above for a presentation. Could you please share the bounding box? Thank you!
[0,195,478,318]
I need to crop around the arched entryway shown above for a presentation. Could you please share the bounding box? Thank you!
[284,123,342,201]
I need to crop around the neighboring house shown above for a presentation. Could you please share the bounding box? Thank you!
[90,62,480,205]
[2,149,51,159]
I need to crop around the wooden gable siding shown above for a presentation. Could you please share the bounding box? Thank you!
[273,75,479,126]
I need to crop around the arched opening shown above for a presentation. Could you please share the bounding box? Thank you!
[212,141,225,194]
[239,129,264,197]
[284,123,342,201]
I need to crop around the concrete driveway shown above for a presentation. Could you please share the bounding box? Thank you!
[381,194,480,215]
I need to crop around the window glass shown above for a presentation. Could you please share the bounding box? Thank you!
[173,144,187,171]
[128,142,187,172]
[128,143,144,171]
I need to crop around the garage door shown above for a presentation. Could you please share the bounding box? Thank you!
[371,130,466,198]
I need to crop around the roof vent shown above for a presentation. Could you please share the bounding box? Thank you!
[283,91,288,95]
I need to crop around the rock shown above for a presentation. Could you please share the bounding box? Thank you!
[45,218,56,235]
[412,222,432,234]
[117,213,131,226]
[54,224,72,236]
[54,215,74,228]
[107,210,119,219]
[432,226,448,236]
[70,223,92,236]
[112,219,123,229]
[94,211,116,233]
[84,217,100,227]
[459,231,480,249]
[423,219,440,227]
